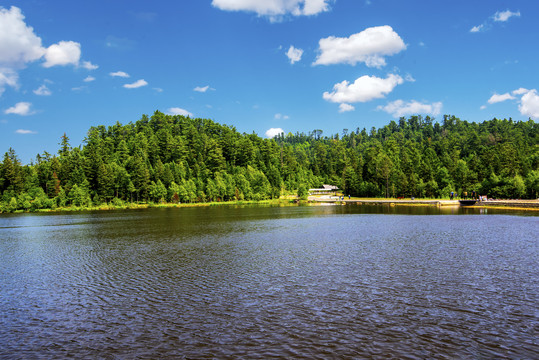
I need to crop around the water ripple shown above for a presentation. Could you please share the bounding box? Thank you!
[0,207,537,359]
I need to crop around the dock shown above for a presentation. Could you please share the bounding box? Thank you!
[309,196,539,209]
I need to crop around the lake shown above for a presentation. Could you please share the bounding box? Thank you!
[0,204,537,359]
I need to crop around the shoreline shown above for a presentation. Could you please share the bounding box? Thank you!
[2,197,539,214]
[2,199,299,214]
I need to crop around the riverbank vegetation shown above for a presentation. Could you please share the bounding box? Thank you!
[1,112,537,213]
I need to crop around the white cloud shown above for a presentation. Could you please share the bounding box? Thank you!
[43,41,81,68]
[323,74,404,104]
[0,7,44,66]
[83,75,95,82]
[153,87,163,93]
[33,84,51,96]
[168,107,193,117]
[110,71,130,78]
[487,92,515,104]
[81,60,98,70]
[286,45,303,64]
[274,113,289,120]
[0,6,93,95]
[265,127,284,138]
[302,0,329,15]
[5,101,33,115]
[194,85,209,92]
[378,99,442,118]
[480,105,487,110]
[123,79,148,89]
[481,87,539,119]
[0,69,19,95]
[470,24,484,33]
[15,129,36,134]
[212,0,331,20]
[471,9,521,33]
[512,88,529,95]
[518,89,539,119]
[194,85,215,92]
[404,74,415,82]
[339,103,355,113]
[494,10,520,22]
[313,26,406,67]
[0,6,43,94]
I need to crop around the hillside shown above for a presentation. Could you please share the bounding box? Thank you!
[1,112,538,212]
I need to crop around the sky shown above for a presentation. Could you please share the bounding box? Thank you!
[1,0,538,163]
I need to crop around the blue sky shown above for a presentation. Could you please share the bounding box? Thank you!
[1,0,538,163]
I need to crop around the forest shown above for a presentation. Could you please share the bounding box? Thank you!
[0,111,538,212]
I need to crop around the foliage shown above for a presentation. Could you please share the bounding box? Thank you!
[0,112,537,212]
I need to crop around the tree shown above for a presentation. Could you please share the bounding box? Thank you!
[1,149,24,193]
[511,174,526,199]
[149,180,167,202]
[2,113,538,212]
[342,166,359,196]
[375,152,393,198]
[297,183,308,200]
[132,157,150,201]
[525,170,539,198]
[58,133,71,157]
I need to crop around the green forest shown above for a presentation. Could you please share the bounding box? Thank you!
[0,111,538,212]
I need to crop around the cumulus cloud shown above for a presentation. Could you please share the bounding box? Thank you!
[0,6,93,94]
[483,87,539,119]
[487,92,515,104]
[518,89,539,119]
[5,101,33,115]
[323,74,404,104]
[378,99,442,118]
[83,75,95,82]
[265,127,284,138]
[313,26,406,67]
[274,113,289,120]
[339,103,355,113]
[123,79,148,89]
[168,107,193,117]
[286,45,303,64]
[212,0,331,20]
[15,129,36,134]
[494,10,521,22]
[0,7,44,66]
[110,71,130,78]
[0,6,43,94]
[43,41,81,68]
[33,84,51,96]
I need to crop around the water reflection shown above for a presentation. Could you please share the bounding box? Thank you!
[0,206,537,359]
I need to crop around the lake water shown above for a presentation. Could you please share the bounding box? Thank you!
[1,204,537,359]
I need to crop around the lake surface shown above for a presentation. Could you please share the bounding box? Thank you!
[1,205,537,359]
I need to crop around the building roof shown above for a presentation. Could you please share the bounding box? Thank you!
[309,184,339,192]
[322,184,339,190]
